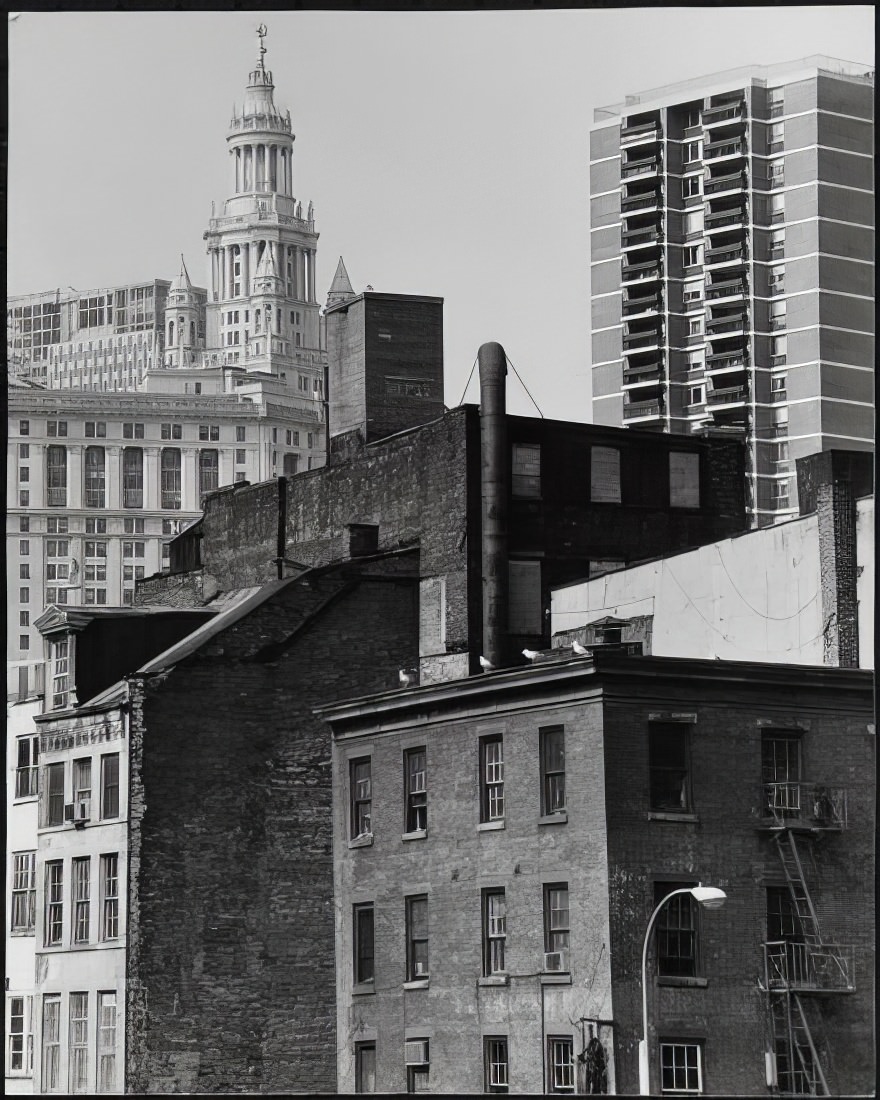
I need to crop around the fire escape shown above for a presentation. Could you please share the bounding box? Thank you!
[758,776,853,1096]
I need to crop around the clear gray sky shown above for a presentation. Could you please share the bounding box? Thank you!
[7,7,874,420]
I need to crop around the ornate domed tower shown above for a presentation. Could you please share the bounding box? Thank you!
[203,24,322,382]
[163,256,202,368]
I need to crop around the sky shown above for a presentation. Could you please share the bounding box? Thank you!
[7,6,875,421]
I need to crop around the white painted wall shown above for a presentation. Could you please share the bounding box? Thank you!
[856,497,874,670]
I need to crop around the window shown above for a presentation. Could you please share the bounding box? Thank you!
[547,1036,575,1093]
[688,386,705,406]
[161,447,182,509]
[404,748,427,833]
[161,423,182,440]
[84,446,106,508]
[69,992,88,1093]
[122,447,143,508]
[85,518,106,534]
[124,517,145,534]
[19,490,29,506]
[649,723,692,812]
[669,452,701,509]
[11,852,37,933]
[283,453,299,476]
[15,735,39,798]
[307,432,315,449]
[655,882,698,977]
[683,245,701,267]
[19,442,30,458]
[20,516,30,531]
[511,442,541,498]
[480,736,504,822]
[762,731,801,817]
[19,563,30,579]
[590,445,621,503]
[688,319,702,337]
[766,886,802,944]
[405,1039,430,1092]
[44,862,63,946]
[51,638,70,709]
[485,1037,509,1093]
[85,421,107,438]
[660,1041,703,1094]
[20,419,30,434]
[236,425,246,442]
[540,726,566,815]
[350,758,372,839]
[682,176,701,198]
[47,420,68,437]
[482,889,507,976]
[97,992,117,1092]
[72,858,90,944]
[73,758,91,814]
[7,995,33,1075]
[684,140,700,163]
[100,854,119,940]
[198,424,220,441]
[508,559,542,634]
[19,466,30,482]
[46,445,67,507]
[354,1042,376,1093]
[101,754,120,819]
[353,904,375,986]
[406,895,429,980]
[46,762,65,826]
[199,449,219,496]
[122,422,144,439]
[41,995,61,1092]
[768,160,784,185]
[544,884,570,966]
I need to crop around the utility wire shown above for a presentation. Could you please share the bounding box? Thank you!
[505,352,544,418]
[713,544,817,621]
[458,355,479,406]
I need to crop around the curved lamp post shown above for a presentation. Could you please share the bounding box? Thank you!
[638,884,727,1095]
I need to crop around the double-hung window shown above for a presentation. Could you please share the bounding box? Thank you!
[44,862,63,947]
[11,852,37,933]
[354,1042,376,1093]
[41,995,61,1092]
[540,726,566,815]
[15,735,39,798]
[97,992,117,1092]
[656,882,699,978]
[101,754,120,819]
[649,722,692,813]
[7,994,33,1075]
[68,992,88,1093]
[350,758,372,839]
[544,884,570,970]
[660,1041,703,1094]
[84,446,106,508]
[404,748,427,833]
[73,758,91,819]
[405,895,429,981]
[482,889,507,976]
[353,904,375,987]
[45,763,65,826]
[485,1037,509,1093]
[547,1036,575,1093]
[480,736,504,823]
[100,854,120,940]
[72,859,90,945]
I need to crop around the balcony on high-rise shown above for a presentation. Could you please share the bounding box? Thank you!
[701,98,745,127]
[622,386,665,422]
[622,322,662,353]
[620,179,662,215]
[706,309,746,337]
[707,380,748,407]
[622,288,662,318]
[704,136,746,162]
[620,114,661,147]
[621,254,663,284]
[705,240,747,268]
[621,150,661,180]
[622,356,665,387]
[705,201,747,234]
[704,170,746,197]
[706,275,748,303]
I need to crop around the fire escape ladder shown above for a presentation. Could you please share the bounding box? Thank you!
[791,995,830,1097]
[775,831,822,948]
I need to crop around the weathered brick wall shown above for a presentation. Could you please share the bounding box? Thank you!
[601,670,875,1095]
[136,568,220,608]
[125,560,420,1093]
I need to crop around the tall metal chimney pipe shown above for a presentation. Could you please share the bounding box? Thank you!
[478,342,508,669]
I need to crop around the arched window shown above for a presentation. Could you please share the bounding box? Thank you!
[168,320,174,345]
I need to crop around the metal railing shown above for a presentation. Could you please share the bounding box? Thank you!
[621,192,661,213]
[760,783,847,830]
[707,316,746,335]
[763,941,855,993]
[623,331,661,350]
[702,103,744,123]
[622,161,660,179]
[707,385,747,405]
[704,141,745,160]
[704,172,745,195]
[623,399,664,419]
[705,245,746,265]
[706,281,747,301]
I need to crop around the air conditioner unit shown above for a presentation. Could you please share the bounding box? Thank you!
[413,961,429,977]
[75,799,90,824]
[543,950,569,973]
[405,1040,429,1066]
[64,803,76,823]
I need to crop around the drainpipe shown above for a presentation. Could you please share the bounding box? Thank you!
[478,342,508,669]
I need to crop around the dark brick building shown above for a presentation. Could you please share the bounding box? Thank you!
[321,652,874,1095]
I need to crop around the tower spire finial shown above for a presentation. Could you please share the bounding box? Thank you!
[257,23,268,71]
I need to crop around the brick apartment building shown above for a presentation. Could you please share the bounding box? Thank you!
[320,652,874,1095]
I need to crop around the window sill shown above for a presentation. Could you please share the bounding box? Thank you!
[352,982,375,997]
[648,811,699,823]
[12,795,38,804]
[478,975,510,987]
[348,834,374,849]
[403,979,430,991]
[540,972,572,985]
[402,829,427,842]
[539,811,568,826]
[9,929,36,938]
[658,975,709,989]
[477,820,505,833]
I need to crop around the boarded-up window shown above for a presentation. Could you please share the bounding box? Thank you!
[419,576,446,656]
[590,446,621,503]
[512,443,541,498]
[669,452,700,509]
[508,560,542,634]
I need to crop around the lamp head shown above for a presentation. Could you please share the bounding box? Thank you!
[690,884,727,909]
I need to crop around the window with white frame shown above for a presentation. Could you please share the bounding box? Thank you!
[405,895,429,981]
[353,903,374,986]
[547,1036,575,1093]
[6,994,33,1076]
[482,889,507,976]
[544,884,570,967]
[484,1037,509,1093]
[11,852,37,933]
[68,992,88,1093]
[404,747,427,834]
[15,735,39,798]
[71,858,90,945]
[51,638,70,709]
[100,854,120,940]
[682,176,701,199]
[350,758,372,840]
[44,862,63,946]
[97,992,117,1093]
[683,245,702,268]
[540,726,566,815]
[41,995,61,1092]
[480,736,504,822]
[660,1041,703,1094]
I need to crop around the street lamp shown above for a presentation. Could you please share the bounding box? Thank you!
[638,884,727,1095]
